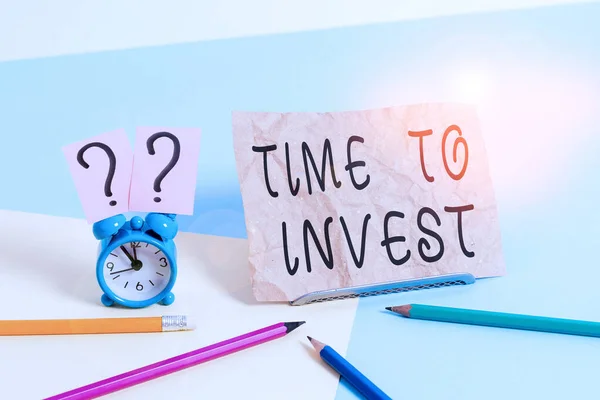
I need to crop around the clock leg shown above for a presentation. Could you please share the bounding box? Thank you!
[160,292,175,306]
[101,294,114,307]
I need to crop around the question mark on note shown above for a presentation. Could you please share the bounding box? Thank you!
[146,132,181,203]
[77,142,118,206]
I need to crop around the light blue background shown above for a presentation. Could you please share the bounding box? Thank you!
[1,3,600,399]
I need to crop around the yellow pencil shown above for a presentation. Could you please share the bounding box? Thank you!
[0,315,195,336]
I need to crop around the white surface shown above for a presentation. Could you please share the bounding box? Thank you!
[0,2,596,399]
[183,315,196,331]
[0,210,357,399]
[0,0,595,62]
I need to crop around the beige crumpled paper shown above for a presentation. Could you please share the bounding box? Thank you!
[232,103,505,302]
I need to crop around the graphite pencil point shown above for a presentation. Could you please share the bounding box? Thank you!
[387,305,412,317]
[284,321,306,333]
[307,336,325,353]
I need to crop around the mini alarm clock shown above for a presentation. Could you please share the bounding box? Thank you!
[92,212,179,308]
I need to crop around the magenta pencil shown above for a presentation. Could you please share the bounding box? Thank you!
[44,321,305,400]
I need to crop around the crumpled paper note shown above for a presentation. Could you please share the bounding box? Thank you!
[232,103,505,302]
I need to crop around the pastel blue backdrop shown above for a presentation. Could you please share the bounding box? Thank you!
[1,3,599,399]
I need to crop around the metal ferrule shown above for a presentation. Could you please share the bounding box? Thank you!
[161,315,190,331]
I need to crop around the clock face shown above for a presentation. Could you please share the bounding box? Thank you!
[102,241,172,302]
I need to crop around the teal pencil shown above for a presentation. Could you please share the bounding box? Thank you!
[385,304,600,338]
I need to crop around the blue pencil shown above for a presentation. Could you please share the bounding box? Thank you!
[386,304,600,338]
[307,336,391,400]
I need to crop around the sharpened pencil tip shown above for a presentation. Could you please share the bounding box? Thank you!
[307,336,326,353]
[386,305,412,317]
[284,321,306,333]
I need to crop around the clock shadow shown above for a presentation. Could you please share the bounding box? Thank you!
[175,232,263,306]
[0,212,103,306]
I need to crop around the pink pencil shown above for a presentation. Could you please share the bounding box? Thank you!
[44,321,305,399]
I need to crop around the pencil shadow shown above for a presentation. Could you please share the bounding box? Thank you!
[337,377,368,400]
[300,341,367,399]
[300,342,339,378]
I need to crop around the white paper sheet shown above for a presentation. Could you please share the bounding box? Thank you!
[0,210,357,399]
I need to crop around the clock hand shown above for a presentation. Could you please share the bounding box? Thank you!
[110,267,134,275]
[120,246,135,263]
[130,245,143,270]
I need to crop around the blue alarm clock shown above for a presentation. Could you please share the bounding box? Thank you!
[92,212,179,308]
